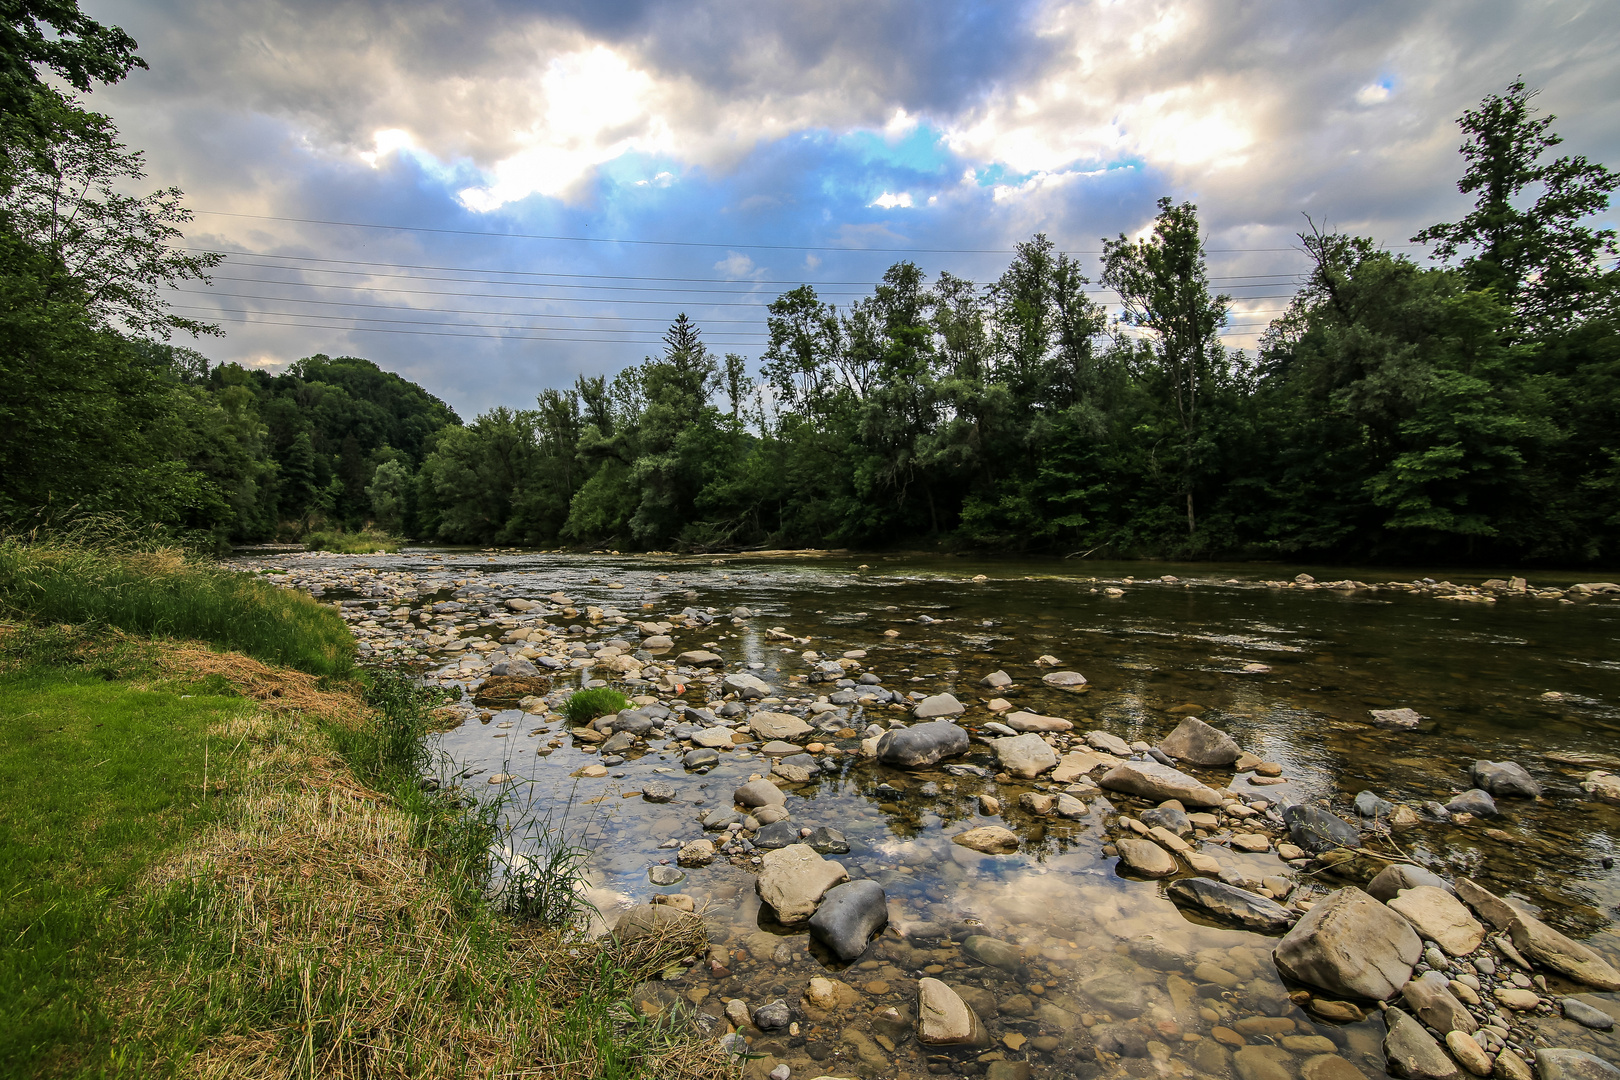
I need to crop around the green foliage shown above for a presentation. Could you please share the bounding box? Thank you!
[303,527,402,554]
[563,687,630,724]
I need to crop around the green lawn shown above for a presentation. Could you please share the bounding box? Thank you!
[0,663,249,1077]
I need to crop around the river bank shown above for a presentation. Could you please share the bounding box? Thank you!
[235,548,1620,1080]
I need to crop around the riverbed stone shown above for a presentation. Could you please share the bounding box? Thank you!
[723,672,772,699]
[1302,1055,1369,1080]
[692,727,737,748]
[1402,970,1478,1033]
[808,827,850,854]
[1087,730,1133,755]
[1042,671,1088,688]
[1583,771,1620,804]
[1470,761,1541,799]
[1004,710,1073,732]
[1369,708,1425,730]
[963,935,1022,971]
[1507,910,1620,990]
[1367,864,1455,902]
[1446,1030,1492,1077]
[683,747,720,768]
[980,670,1013,688]
[1099,760,1224,806]
[994,733,1058,778]
[1159,715,1242,766]
[952,826,1020,854]
[1283,804,1361,852]
[1388,887,1486,957]
[876,721,969,768]
[917,977,990,1046]
[754,820,801,849]
[1534,1050,1620,1080]
[757,844,848,924]
[808,880,888,961]
[1445,789,1498,817]
[1141,804,1192,836]
[1562,998,1616,1030]
[913,693,966,718]
[677,650,722,667]
[736,778,787,808]
[751,711,813,740]
[1384,1008,1461,1080]
[1167,877,1295,933]
[1116,836,1177,877]
[1274,886,1422,1000]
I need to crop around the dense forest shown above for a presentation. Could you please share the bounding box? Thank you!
[1,3,1616,562]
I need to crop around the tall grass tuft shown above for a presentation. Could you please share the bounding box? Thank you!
[304,527,402,554]
[0,524,353,677]
[564,687,629,725]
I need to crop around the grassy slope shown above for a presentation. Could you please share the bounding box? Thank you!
[0,661,248,1075]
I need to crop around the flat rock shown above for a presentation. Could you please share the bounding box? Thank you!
[677,650,723,667]
[750,711,813,740]
[1471,760,1541,798]
[1274,886,1422,1000]
[1508,911,1620,990]
[1445,789,1498,816]
[1098,760,1224,807]
[979,670,1013,688]
[876,721,969,768]
[735,778,787,808]
[756,844,848,924]
[917,977,990,1046]
[1141,805,1192,836]
[952,826,1020,854]
[1384,1008,1461,1080]
[808,826,850,854]
[1367,864,1454,902]
[1369,708,1425,729]
[753,819,801,849]
[1302,1055,1370,1080]
[1494,987,1542,1010]
[1042,670,1088,687]
[1004,710,1073,732]
[963,935,1021,971]
[1388,887,1485,957]
[808,880,888,961]
[1562,998,1616,1030]
[1535,1050,1620,1080]
[1159,716,1242,766]
[1167,877,1295,933]
[994,733,1058,779]
[1283,804,1361,852]
[1051,749,1118,782]
[676,838,715,866]
[1234,1045,1295,1080]
[1402,970,1477,1034]
[1584,770,1620,804]
[691,727,736,748]
[913,693,965,718]
[1086,730,1133,755]
[722,672,772,699]
[1116,837,1177,877]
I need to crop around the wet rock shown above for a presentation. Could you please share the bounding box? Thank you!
[1384,1008,1461,1080]
[1042,671,1087,687]
[692,727,737,748]
[1402,970,1478,1033]
[1562,998,1616,1030]
[808,827,850,855]
[917,977,989,1046]
[980,670,1013,688]
[723,672,772,699]
[952,826,1020,854]
[1446,1030,1492,1077]
[1018,792,1054,815]
[1283,804,1361,852]
[756,844,848,924]
[876,721,969,768]
[1369,708,1425,729]
[649,864,685,886]
[1116,837,1177,877]
[1167,878,1295,933]
[994,733,1058,779]
[1302,1055,1370,1080]
[1234,1045,1296,1080]
[913,693,965,719]
[1004,711,1073,733]
[1457,878,1620,990]
[1274,886,1422,1000]
[751,712,813,740]
[1387,886,1485,957]
[600,731,636,754]
[1534,1050,1620,1080]
[754,804,789,825]
[754,999,791,1030]
[1098,760,1224,807]
[1367,864,1454,902]
[1583,771,1620,804]
[808,880,888,961]
[1445,789,1498,817]
[1159,715,1242,766]
[1086,730,1133,755]
[1496,1050,1534,1080]
[641,780,676,803]
[1141,805,1192,836]
[736,778,787,808]
[1355,790,1396,817]
[490,656,539,677]
[963,935,1021,971]
[1055,793,1087,818]
[1494,987,1541,1010]
[754,820,802,850]
[684,747,720,769]
[1095,1022,1150,1057]
[1470,761,1541,799]
[677,839,715,867]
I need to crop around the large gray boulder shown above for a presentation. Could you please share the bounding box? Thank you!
[735,778,786,808]
[876,721,969,768]
[1535,1050,1620,1080]
[1167,878,1295,933]
[756,843,848,924]
[1384,1009,1461,1080]
[722,672,771,699]
[994,733,1058,779]
[1283,804,1361,852]
[1366,863,1454,902]
[913,692,965,718]
[1098,760,1224,807]
[1455,879,1620,990]
[1471,760,1541,798]
[1387,887,1485,957]
[1273,886,1422,1000]
[1158,716,1242,766]
[808,879,888,961]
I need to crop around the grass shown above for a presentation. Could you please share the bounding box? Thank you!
[303,529,402,554]
[0,629,732,1079]
[564,687,630,725]
[0,531,354,677]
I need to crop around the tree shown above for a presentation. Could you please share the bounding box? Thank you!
[1,1,142,145]
[1102,198,1230,539]
[1414,79,1618,331]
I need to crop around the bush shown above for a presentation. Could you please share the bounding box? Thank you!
[563,687,629,725]
[0,530,354,677]
[304,528,402,554]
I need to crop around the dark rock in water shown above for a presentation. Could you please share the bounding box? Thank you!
[1561,998,1615,1031]
[683,706,719,726]
[874,783,905,799]
[490,656,539,677]
[1471,760,1542,798]
[649,864,685,886]
[1402,970,1477,1034]
[1139,805,1192,836]
[1354,790,1396,818]
[808,879,888,961]
[1128,936,1192,970]
[1445,789,1498,816]
[828,689,861,705]
[876,721,969,767]
[944,764,991,778]
[808,826,850,855]
[599,754,625,766]
[1535,1049,1620,1080]
[1093,1023,1149,1058]
[605,709,655,735]
[1147,747,1176,766]
[753,1000,791,1031]
[473,674,553,706]
[683,747,720,769]
[702,808,742,831]
[1283,804,1361,852]
[1168,878,1294,933]
[1158,716,1242,766]
[963,935,1022,971]
[1366,863,1453,901]
[1421,801,1453,821]
[600,731,636,754]
[753,820,801,850]
[641,780,676,803]
[716,701,746,717]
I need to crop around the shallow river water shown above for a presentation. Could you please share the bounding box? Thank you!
[244,550,1620,1080]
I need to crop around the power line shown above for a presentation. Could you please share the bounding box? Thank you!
[186,312,767,345]
[179,289,768,324]
[170,305,770,339]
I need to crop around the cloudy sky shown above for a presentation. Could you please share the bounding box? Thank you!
[79,0,1620,418]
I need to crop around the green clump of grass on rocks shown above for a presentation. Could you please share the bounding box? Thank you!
[564,687,630,725]
[303,527,402,554]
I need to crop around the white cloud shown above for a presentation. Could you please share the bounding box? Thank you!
[1357,80,1395,105]
[358,128,415,167]
[635,171,677,187]
[870,191,914,209]
[713,251,763,279]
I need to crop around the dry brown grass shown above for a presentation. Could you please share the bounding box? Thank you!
[155,641,366,726]
[113,672,735,1080]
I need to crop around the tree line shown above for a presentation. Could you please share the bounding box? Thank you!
[1,3,1615,562]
